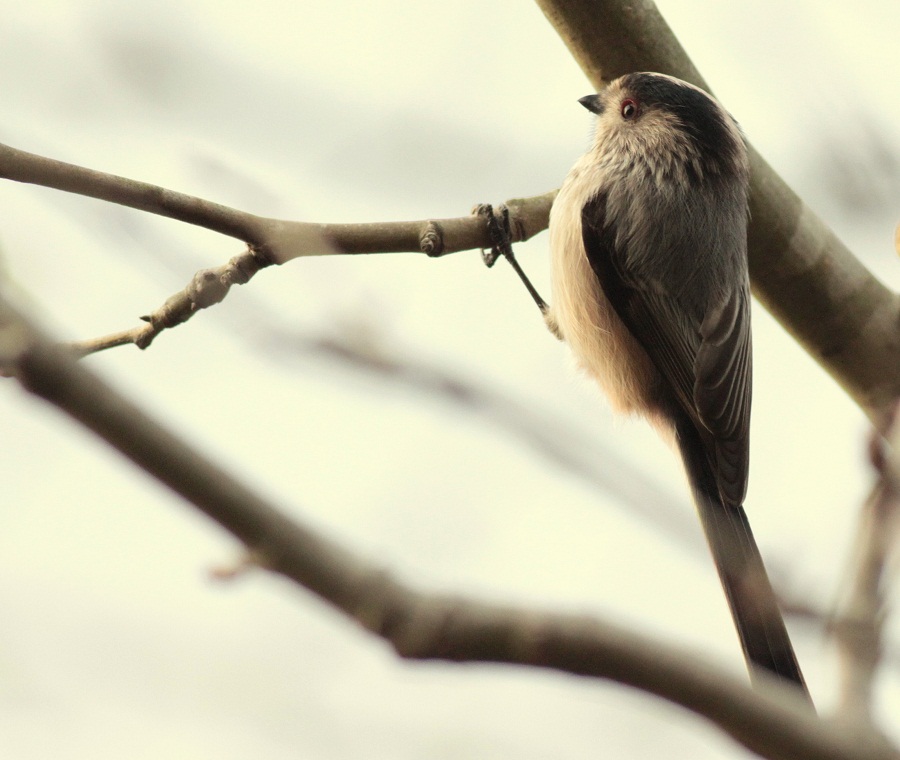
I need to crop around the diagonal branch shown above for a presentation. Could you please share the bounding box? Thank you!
[533,0,900,426]
[0,287,897,760]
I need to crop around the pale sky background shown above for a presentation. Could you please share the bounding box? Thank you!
[1,1,899,758]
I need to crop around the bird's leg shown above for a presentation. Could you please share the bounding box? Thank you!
[476,203,549,315]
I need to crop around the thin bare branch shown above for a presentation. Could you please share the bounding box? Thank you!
[832,406,900,719]
[533,0,900,426]
[834,484,889,721]
[68,327,139,356]
[0,141,554,265]
[0,142,269,243]
[0,287,897,760]
[69,248,269,354]
[2,139,554,354]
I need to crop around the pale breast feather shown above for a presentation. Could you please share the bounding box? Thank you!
[548,155,662,417]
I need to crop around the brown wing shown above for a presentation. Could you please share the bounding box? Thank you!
[581,191,751,506]
[695,288,752,504]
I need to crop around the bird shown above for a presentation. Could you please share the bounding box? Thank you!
[544,72,808,695]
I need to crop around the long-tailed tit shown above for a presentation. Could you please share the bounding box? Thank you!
[544,72,808,695]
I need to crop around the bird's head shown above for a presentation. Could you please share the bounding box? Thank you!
[580,72,747,184]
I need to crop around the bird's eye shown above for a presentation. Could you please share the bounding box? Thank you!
[621,99,638,119]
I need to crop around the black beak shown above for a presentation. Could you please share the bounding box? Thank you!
[578,94,604,115]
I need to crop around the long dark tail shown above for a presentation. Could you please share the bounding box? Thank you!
[675,418,811,700]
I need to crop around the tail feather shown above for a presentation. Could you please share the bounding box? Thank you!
[675,417,810,698]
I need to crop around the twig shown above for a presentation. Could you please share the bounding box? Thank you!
[832,405,900,720]
[0,137,552,355]
[0,143,269,243]
[0,287,897,760]
[70,248,269,354]
[0,141,554,265]
[64,193,554,356]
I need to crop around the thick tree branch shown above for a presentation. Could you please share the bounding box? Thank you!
[533,0,900,426]
[0,288,896,760]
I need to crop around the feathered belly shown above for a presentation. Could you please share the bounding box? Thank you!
[548,160,662,418]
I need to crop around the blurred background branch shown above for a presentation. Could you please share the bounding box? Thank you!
[1,285,895,760]
[833,406,900,721]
